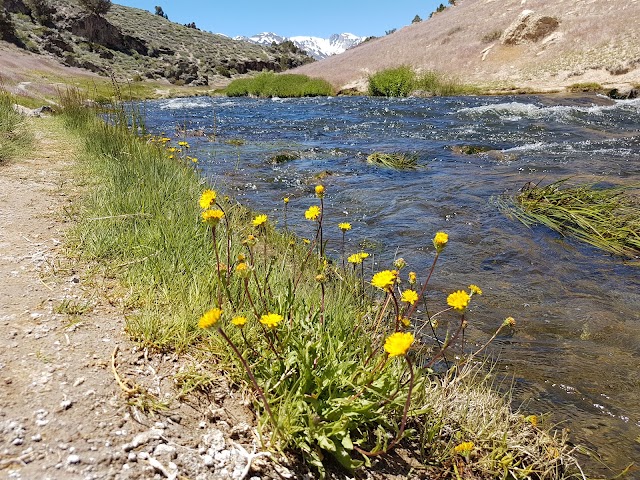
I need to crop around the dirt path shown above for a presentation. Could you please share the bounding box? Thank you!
[0,117,281,480]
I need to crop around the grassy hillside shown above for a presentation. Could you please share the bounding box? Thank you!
[2,0,313,87]
[294,0,640,93]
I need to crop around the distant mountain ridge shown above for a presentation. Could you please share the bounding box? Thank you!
[235,32,366,60]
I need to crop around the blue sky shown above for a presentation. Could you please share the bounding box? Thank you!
[114,1,445,38]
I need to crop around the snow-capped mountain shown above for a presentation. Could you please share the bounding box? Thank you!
[234,32,366,60]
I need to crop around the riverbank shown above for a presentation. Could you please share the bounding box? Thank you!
[1,92,589,478]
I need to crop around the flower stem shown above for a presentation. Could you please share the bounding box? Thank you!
[217,327,280,440]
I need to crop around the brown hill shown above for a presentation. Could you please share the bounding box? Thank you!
[294,0,640,93]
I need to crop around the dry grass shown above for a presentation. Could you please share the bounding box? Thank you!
[294,0,640,92]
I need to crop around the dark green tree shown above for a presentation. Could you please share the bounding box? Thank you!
[412,14,422,23]
[77,0,111,16]
[154,5,168,19]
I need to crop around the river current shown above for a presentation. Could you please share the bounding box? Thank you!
[143,95,640,473]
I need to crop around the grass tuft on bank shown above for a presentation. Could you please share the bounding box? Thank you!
[368,66,477,97]
[0,90,33,162]
[225,72,334,98]
[59,90,585,479]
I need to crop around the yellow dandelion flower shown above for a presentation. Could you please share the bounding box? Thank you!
[201,209,225,226]
[305,205,321,221]
[303,238,311,245]
[168,147,177,153]
[191,157,198,163]
[503,316,516,328]
[178,141,190,148]
[252,214,268,227]
[315,184,325,198]
[408,271,417,284]
[371,270,398,291]
[260,312,283,329]
[283,197,290,204]
[338,222,352,232]
[198,308,222,329]
[231,316,247,327]
[469,284,482,295]
[453,441,474,455]
[433,231,449,252]
[384,332,414,357]
[235,262,250,278]
[168,154,174,159]
[447,290,471,311]
[348,252,369,264]
[199,189,217,209]
[315,274,326,283]
[401,289,419,305]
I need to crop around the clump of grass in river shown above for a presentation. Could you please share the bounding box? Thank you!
[59,90,586,479]
[225,72,334,98]
[367,151,418,170]
[498,179,640,261]
[0,88,33,162]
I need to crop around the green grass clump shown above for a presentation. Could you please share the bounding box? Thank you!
[368,65,416,97]
[567,82,603,92]
[0,89,33,162]
[59,92,585,479]
[368,66,476,97]
[225,72,334,98]
[367,151,418,169]
[498,180,640,261]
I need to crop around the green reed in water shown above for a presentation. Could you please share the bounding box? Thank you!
[499,179,640,261]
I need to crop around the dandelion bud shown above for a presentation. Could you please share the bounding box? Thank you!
[283,196,290,204]
[315,274,327,284]
[503,316,516,328]
[433,231,449,253]
[394,257,407,269]
[315,184,325,198]
[408,271,417,284]
[231,316,247,327]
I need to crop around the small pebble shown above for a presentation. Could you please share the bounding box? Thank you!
[60,400,73,410]
[31,434,42,442]
[67,454,81,465]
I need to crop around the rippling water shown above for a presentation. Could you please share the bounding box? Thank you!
[144,95,640,473]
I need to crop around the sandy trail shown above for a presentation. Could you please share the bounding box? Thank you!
[0,117,270,480]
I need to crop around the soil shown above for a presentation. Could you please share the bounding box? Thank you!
[0,116,294,480]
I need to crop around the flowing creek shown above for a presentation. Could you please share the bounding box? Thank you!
[143,95,640,473]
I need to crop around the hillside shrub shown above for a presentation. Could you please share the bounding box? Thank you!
[225,72,334,98]
[368,65,415,97]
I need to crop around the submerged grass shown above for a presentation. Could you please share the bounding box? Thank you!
[498,179,640,262]
[367,151,419,170]
[58,90,586,479]
[0,89,33,162]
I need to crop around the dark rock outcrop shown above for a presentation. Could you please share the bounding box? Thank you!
[69,13,149,55]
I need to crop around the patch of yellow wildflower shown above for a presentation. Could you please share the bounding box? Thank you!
[198,308,222,329]
[433,231,448,252]
[199,189,217,209]
[260,313,283,329]
[401,289,419,305]
[447,290,471,311]
[371,270,398,291]
[384,332,414,357]
[305,205,321,221]
[252,214,268,227]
